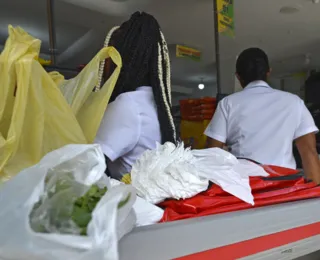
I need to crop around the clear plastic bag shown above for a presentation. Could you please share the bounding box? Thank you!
[29,172,90,235]
[0,144,136,260]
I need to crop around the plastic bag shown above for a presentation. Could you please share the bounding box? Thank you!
[48,71,65,85]
[109,178,164,226]
[0,26,121,182]
[191,148,268,205]
[159,165,320,222]
[234,159,269,177]
[132,143,260,205]
[0,144,136,260]
[56,46,121,143]
[131,142,209,204]
[29,172,91,235]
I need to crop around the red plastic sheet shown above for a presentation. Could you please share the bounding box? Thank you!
[159,165,320,222]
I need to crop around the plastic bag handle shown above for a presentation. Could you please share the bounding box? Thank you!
[262,171,306,181]
[94,46,122,92]
[237,157,262,165]
[96,46,122,69]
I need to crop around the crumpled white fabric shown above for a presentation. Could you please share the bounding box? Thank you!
[131,142,269,205]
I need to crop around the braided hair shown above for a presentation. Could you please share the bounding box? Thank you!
[97,12,176,144]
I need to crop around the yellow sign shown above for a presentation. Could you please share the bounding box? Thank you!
[292,72,307,79]
[176,45,201,61]
[217,0,234,37]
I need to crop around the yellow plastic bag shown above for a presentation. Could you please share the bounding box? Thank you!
[48,71,65,85]
[0,26,121,182]
[55,47,121,143]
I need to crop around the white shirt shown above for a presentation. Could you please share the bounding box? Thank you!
[205,81,318,169]
[95,86,161,179]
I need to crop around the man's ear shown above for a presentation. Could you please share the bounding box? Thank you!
[267,68,272,77]
[235,73,241,82]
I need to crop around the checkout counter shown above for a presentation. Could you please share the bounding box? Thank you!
[119,78,320,259]
[119,198,320,260]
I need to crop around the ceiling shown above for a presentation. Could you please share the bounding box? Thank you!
[1,0,320,97]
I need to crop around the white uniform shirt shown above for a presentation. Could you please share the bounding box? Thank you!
[205,81,318,169]
[95,86,161,179]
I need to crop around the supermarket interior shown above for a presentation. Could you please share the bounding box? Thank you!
[1,0,320,259]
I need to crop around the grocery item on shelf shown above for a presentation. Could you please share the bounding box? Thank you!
[179,97,217,149]
[179,97,217,120]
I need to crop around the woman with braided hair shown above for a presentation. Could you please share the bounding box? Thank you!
[95,11,176,180]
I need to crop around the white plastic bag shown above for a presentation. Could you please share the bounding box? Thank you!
[109,178,164,227]
[191,148,262,205]
[0,144,136,260]
[131,142,209,204]
[132,143,268,205]
[235,159,269,177]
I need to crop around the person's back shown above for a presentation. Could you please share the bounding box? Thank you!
[96,86,161,179]
[94,12,176,180]
[205,47,320,183]
[218,81,309,168]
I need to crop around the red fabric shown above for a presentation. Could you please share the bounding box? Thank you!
[159,165,320,222]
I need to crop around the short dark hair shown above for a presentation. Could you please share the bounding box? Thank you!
[236,48,270,86]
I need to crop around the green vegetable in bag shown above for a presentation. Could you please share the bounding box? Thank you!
[72,185,107,235]
[72,185,131,235]
[30,180,132,236]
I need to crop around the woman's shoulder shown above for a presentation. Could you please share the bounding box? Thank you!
[112,91,135,104]
[111,87,154,112]
[109,92,138,113]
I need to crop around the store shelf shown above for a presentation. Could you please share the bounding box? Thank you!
[119,198,320,260]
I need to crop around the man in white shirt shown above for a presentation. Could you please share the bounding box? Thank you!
[205,48,320,183]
